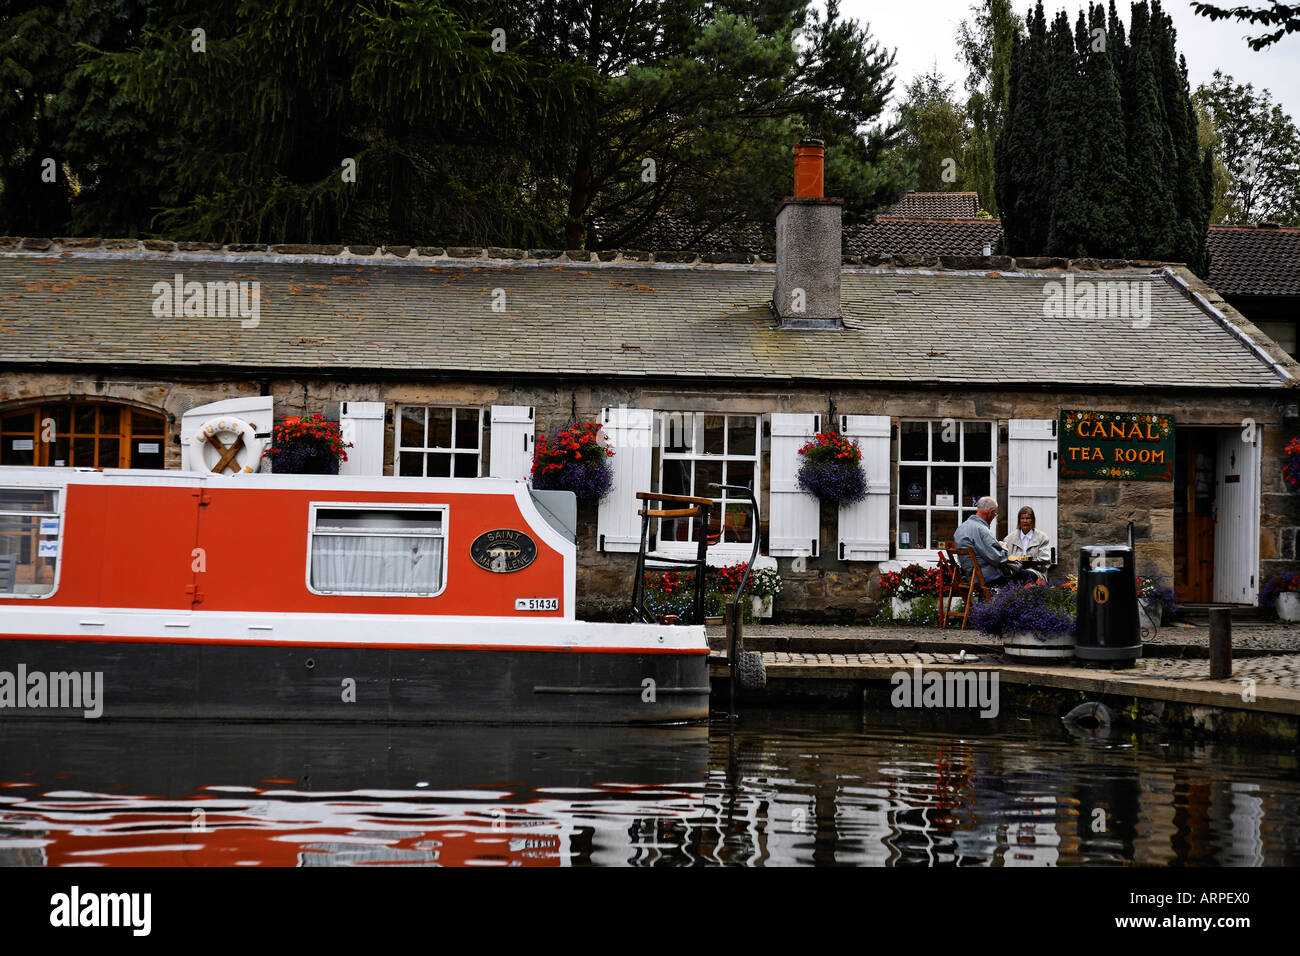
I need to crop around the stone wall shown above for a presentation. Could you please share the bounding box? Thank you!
[4,371,1298,617]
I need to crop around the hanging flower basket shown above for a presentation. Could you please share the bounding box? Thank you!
[1284,438,1300,491]
[531,420,615,501]
[796,430,867,507]
[265,414,350,475]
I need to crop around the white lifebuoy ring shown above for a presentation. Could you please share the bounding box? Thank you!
[194,416,263,474]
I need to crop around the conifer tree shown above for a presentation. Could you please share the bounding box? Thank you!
[996,1,1211,274]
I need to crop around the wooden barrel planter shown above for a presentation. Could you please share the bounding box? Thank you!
[1002,630,1075,661]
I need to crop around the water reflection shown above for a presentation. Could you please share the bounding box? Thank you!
[0,711,1296,866]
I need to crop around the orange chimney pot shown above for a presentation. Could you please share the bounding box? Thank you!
[793,140,825,199]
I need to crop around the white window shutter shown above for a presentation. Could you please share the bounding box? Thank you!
[1008,419,1059,564]
[838,415,892,561]
[489,405,535,481]
[770,413,821,557]
[338,401,386,476]
[597,406,653,552]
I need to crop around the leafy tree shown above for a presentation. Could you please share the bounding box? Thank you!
[1194,96,1235,223]
[0,0,905,248]
[956,0,1023,216]
[561,0,904,249]
[996,1,1211,273]
[0,1,169,236]
[996,0,1051,253]
[888,71,970,194]
[1190,2,1300,50]
[1194,70,1300,224]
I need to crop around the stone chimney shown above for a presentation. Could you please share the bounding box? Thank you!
[774,140,842,329]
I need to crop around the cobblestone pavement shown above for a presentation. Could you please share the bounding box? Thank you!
[728,621,1300,653]
[710,648,1300,691]
[1135,654,1300,689]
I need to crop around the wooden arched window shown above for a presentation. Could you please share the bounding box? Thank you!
[0,402,167,468]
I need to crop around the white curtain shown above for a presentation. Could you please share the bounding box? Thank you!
[311,534,443,594]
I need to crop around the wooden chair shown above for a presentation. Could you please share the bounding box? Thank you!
[630,492,713,624]
[940,547,991,630]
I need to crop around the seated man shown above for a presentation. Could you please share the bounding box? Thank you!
[953,496,1038,588]
[1002,505,1052,563]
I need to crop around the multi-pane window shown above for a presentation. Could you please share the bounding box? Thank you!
[396,406,482,477]
[0,403,166,468]
[897,420,996,553]
[309,505,446,596]
[0,487,60,597]
[654,413,760,547]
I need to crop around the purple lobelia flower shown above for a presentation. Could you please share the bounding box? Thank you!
[796,460,867,507]
[532,460,613,501]
[969,582,1076,636]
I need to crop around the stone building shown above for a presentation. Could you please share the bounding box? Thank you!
[2,149,1298,620]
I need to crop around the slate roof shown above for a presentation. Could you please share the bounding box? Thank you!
[590,203,1300,307]
[588,211,765,253]
[882,192,983,219]
[0,242,1292,390]
[846,218,1003,257]
[1207,225,1300,298]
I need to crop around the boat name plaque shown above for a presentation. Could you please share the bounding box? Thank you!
[470,528,538,573]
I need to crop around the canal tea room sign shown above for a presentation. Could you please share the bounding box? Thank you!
[1059,411,1174,481]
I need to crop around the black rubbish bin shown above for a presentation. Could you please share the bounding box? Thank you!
[1075,544,1142,664]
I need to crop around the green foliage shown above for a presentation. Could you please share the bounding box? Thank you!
[871,594,946,627]
[1190,2,1300,50]
[889,71,969,193]
[956,0,1024,217]
[0,0,905,246]
[995,1,1211,274]
[1194,70,1300,226]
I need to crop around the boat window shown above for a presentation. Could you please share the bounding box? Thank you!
[0,487,60,597]
[309,505,445,596]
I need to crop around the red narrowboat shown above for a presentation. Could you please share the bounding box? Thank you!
[0,468,709,723]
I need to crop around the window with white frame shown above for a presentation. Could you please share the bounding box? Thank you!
[897,420,996,553]
[309,504,446,595]
[0,486,61,597]
[653,412,760,549]
[396,406,482,477]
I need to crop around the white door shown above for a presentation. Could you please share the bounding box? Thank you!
[1214,427,1261,604]
[1007,419,1059,565]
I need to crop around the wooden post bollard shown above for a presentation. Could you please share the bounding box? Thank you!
[1209,608,1232,679]
[725,604,739,718]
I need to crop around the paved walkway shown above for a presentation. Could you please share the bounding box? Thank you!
[708,649,1300,709]
[714,621,1300,654]
[1137,653,1300,688]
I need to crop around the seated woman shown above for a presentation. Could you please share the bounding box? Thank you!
[1002,506,1052,564]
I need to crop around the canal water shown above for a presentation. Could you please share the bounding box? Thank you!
[1,710,1296,866]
